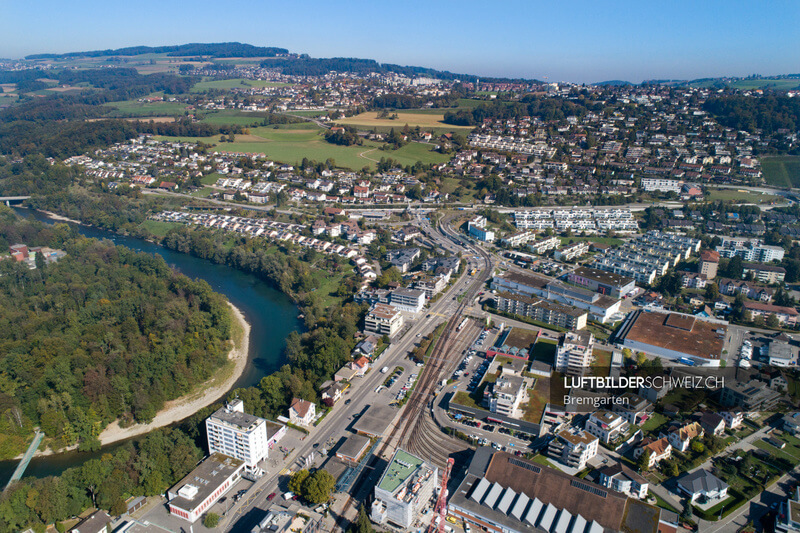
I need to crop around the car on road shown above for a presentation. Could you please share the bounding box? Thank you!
[344,399,351,405]
[267,492,276,501]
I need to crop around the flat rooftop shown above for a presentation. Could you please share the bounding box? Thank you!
[621,311,725,360]
[571,266,635,287]
[169,453,244,513]
[378,449,428,494]
[336,433,370,462]
[208,407,264,432]
[352,405,395,437]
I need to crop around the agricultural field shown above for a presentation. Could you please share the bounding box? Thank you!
[156,124,453,170]
[335,111,473,131]
[762,156,800,188]
[190,78,289,92]
[103,98,188,117]
[729,78,800,91]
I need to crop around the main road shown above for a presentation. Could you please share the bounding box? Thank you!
[220,216,486,531]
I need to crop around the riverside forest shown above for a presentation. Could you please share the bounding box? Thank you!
[0,210,232,458]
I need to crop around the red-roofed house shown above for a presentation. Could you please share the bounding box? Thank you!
[743,301,799,327]
[289,398,316,427]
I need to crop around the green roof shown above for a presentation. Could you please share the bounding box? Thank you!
[378,449,425,494]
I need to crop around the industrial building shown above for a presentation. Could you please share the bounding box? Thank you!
[448,449,671,533]
[167,453,244,523]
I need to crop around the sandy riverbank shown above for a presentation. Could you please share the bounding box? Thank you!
[36,210,83,225]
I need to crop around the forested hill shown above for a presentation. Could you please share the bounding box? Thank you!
[26,42,289,59]
[0,208,233,458]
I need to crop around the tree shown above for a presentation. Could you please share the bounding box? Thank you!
[301,469,335,504]
[661,458,679,477]
[203,512,220,528]
[690,439,705,454]
[727,255,744,279]
[766,313,780,329]
[704,283,720,301]
[637,449,652,472]
[348,505,374,533]
[288,469,309,495]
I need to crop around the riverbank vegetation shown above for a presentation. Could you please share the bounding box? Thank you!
[0,208,232,458]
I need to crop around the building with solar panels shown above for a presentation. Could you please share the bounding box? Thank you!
[448,448,675,533]
[370,449,438,529]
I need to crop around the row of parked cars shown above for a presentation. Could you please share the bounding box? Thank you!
[467,359,491,393]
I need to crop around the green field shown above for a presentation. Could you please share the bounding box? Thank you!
[762,156,800,188]
[156,125,452,170]
[706,188,783,203]
[103,98,188,117]
[191,78,289,92]
[729,79,800,91]
[139,220,184,237]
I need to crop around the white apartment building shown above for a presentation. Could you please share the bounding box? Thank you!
[364,303,404,337]
[390,288,426,313]
[485,375,526,418]
[584,411,628,444]
[555,331,595,376]
[528,236,561,255]
[547,427,598,470]
[554,241,590,261]
[205,400,269,470]
[640,178,683,193]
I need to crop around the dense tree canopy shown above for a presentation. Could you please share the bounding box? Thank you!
[0,211,232,455]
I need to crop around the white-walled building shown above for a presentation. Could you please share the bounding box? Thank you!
[555,331,595,376]
[206,400,269,470]
[371,449,438,529]
[168,453,245,523]
[364,303,404,336]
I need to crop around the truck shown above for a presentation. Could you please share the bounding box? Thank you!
[283,492,294,500]
[381,366,389,374]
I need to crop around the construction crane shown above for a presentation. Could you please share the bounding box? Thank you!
[427,457,455,533]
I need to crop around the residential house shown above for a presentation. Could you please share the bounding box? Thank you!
[699,412,726,437]
[632,437,672,469]
[677,470,728,503]
[667,421,703,453]
[288,398,316,427]
[598,462,649,499]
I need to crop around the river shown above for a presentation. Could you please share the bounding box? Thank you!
[0,208,301,484]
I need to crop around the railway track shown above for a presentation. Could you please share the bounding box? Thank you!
[336,215,493,528]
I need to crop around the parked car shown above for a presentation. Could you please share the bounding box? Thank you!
[267,492,276,501]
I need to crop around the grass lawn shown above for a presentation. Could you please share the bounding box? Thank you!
[591,349,612,377]
[189,187,215,197]
[201,172,224,185]
[706,188,782,203]
[651,492,680,513]
[530,454,561,471]
[310,270,346,310]
[103,98,187,117]
[378,142,452,167]
[523,379,549,423]
[762,156,800,188]
[641,412,669,434]
[729,78,800,91]
[139,220,184,238]
[191,78,290,92]
[156,125,453,170]
[335,111,473,131]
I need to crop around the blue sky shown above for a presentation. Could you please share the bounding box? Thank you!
[2,0,798,83]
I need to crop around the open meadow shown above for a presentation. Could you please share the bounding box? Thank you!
[336,111,473,132]
[190,78,290,92]
[155,123,452,170]
[762,156,800,188]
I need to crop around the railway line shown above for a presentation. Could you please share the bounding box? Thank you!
[337,214,493,527]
